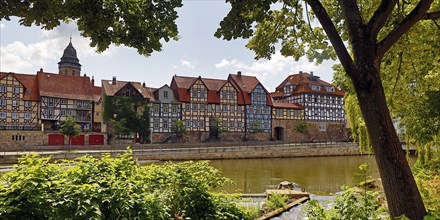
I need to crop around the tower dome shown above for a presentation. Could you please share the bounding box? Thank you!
[58,39,81,76]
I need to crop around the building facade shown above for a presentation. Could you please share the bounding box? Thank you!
[150,84,181,142]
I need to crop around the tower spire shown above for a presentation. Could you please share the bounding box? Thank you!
[58,38,81,76]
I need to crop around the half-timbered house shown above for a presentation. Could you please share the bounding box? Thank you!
[228,72,273,140]
[0,72,40,131]
[149,84,181,142]
[37,71,94,131]
[271,71,346,142]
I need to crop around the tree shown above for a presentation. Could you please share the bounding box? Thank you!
[171,119,187,143]
[294,120,308,143]
[0,0,182,57]
[60,116,81,150]
[215,1,440,218]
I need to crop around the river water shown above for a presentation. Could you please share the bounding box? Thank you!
[208,155,415,195]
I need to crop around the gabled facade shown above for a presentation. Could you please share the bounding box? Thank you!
[102,77,153,143]
[37,71,94,131]
[150,84,181,134]
[228,72,273,137]
[272,71,345,122]
[92,82,103,132]
[0,72,40,131]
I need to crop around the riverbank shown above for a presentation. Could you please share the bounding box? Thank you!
[0,142,361,164]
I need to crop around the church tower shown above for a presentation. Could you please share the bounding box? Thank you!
[58,38,81,76]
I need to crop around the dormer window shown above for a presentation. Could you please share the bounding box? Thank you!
[164,91,169,98]
[324,86,335,92]
[310,85,320,91]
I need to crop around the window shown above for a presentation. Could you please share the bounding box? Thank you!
[13,87,20,94]
[199,90,205,98]
[229,121,235,128]
[12,100,19,107]
[230,93,235,100]
[0,112,6,119]
[185,104,190,111]
[185,120,190,127]
[222,91,227,99]
[192,103,198,111]
[216,105,220,112]
[164,91,169,98]
[222,121,227,128]
[237,106,242,113]
[61,110,66,116]
[0,85,6,93]
[192,90,197,97]
[192,120,198,128]
[237,122,243,128]
[222,105,227,112]
[200,104,205,111]
[230,105,235,112]
[153,119,159,129]
[163,104,169,113]
[24,112,30,120]
[163,119,169,129]
[319,123,326,131]
[264,106,269,114]
[256,106,261,114]
[264,122,269,129]
[24,101,31,107]
[12,112,18,119]
[172,104,178,113]
[61,99,67,104]
[199,120,204,127]
[208,104,212,112]
[154,104,160,113]
[0,99,6,106]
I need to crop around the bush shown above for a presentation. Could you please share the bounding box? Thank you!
[0,150,251,219]
[265,193,289,211]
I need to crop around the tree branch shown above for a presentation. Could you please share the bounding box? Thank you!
[422,11,440,20]
[377,0,434,59]
[305,0,358,79]
[338,0,366,62]
[366,0,399,39]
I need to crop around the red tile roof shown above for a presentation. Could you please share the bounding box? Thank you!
[274,72,344,96]
[102,80,154,99]
[37,71,94,100]
[272,102,304,109]
[92,86,102,102]
[171,75,230,104]
[1,72,40,101]
[228,73,273,106]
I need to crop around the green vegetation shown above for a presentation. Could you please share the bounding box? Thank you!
[294,120,309,143]
[104,95,151,144]
[60,116,82,149]
[304,163,384,219]
[0,0,182,56]
[171,119,187,143]
[0,151,253,219]
[265,193,289,212]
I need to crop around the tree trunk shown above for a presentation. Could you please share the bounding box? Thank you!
[352,64,426,219]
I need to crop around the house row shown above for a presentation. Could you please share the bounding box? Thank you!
[0,41,346,146]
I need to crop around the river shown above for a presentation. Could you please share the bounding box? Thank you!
[207,155,416,195]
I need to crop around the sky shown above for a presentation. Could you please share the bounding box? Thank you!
[0,1,338,92]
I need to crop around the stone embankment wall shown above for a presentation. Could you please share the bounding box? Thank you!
[0,142,361,164]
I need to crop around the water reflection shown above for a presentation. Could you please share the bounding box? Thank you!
[208,155,415,195]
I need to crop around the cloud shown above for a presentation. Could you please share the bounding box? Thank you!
[180,59,197,69]
[215,51,339,89]
[0,23,5,29]
[1,22,116,73]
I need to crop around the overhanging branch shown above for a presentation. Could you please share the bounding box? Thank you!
[377,0,434,58]
[422,11,440,20]
[366,0,399,39]
[305,0,358,80]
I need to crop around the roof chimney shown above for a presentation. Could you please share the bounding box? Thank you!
[91,76,95,86]
[112,76,116,85]
[84,73,87,77]
[39,68,43,73]
[237,71,242,78]
[310,71,313,77]
[142,82,146,87]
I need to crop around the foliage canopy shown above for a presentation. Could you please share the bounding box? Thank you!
[0,151,251,219]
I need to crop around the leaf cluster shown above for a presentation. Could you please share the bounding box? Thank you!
[0,151,250,219]
[60,116,82,137]
[1,0,183,56]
